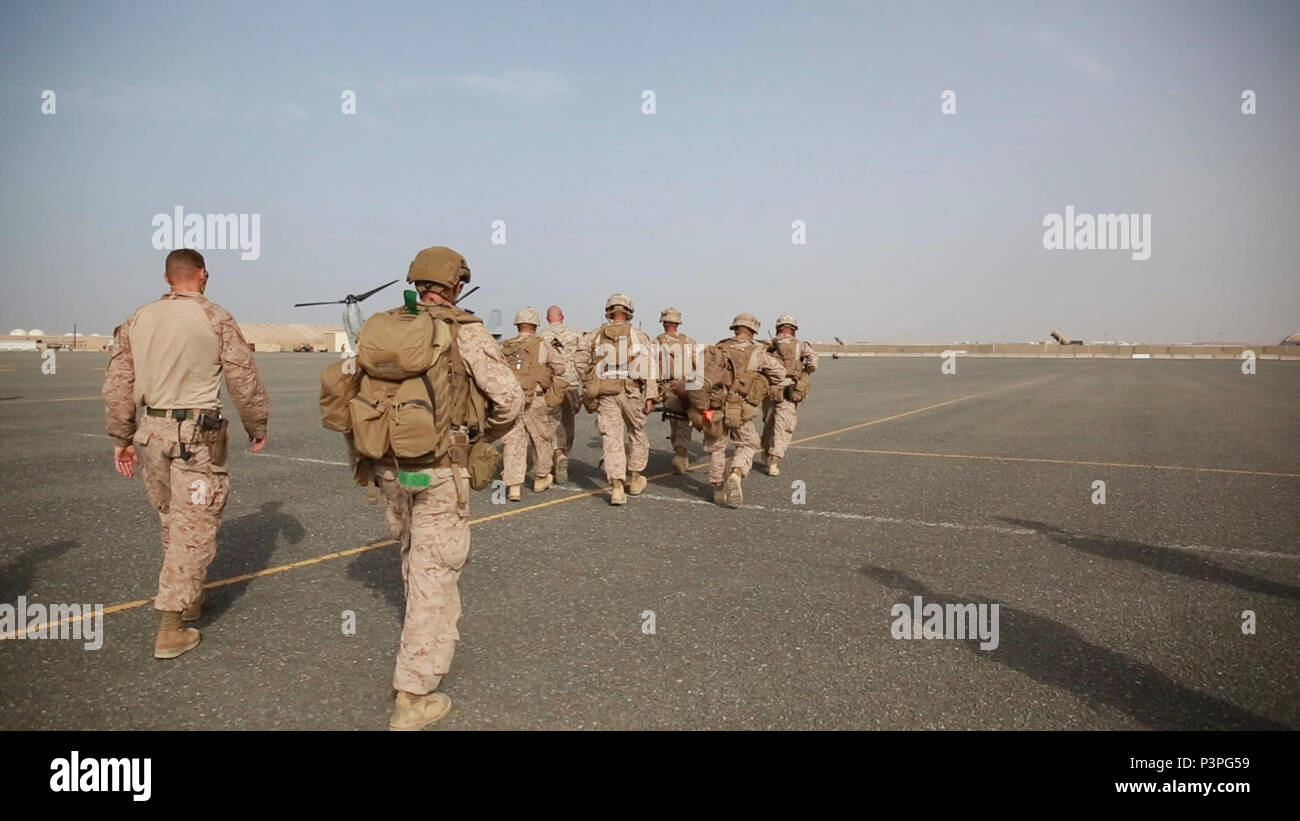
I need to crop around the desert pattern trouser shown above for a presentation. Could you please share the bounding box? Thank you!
[596,392,649,483]
[136,413,230,613]
[375,464,471,695]
[502,393,555,486]
[549,387,580,453]
[703,421,761,485]
[761,398,799,459]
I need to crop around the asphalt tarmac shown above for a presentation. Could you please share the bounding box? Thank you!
[0,351,1296,730]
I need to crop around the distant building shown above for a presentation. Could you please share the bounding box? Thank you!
[239,323,343,352]
[1282,332,1300,346]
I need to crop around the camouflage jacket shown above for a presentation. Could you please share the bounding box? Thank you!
[103,291,269,446]
[538,321,581,384]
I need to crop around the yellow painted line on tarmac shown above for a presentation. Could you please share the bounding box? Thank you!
[1,370,1068,641]
[793,445,1300,480]
[0,395,103,404]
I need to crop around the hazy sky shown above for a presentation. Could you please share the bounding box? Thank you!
[1,1,1297,343]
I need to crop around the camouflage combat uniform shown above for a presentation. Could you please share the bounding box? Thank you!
[656,328,697,454]
[103,291,268,615]
[703,337,786,485]
[369,316,523,695]
[578,325,659,484]
[538,320,581,454]
[500,333,566,487]
[762,335,819,460]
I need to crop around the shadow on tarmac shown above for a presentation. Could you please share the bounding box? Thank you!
[860,565,1292,730]
[0,539,77,602]
[346,538,404,616]
[999,517,1300,602]
[203,502,306,621]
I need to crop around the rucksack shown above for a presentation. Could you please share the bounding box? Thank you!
[656,332,696,385]
[500,334,552,395]
[771,336,810,403]
[581,321,649,399]
[321,306,488,466]
[686,339,769,431]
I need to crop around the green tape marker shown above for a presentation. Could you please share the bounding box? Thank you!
[398,470,431,488]
[403,290,419,314]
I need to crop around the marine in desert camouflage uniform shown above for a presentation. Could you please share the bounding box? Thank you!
[103,248,269,660]
[364,246,523,730]
[537,305,581,483]
[760,314,819,476]
[655,307,698,474]
[576,293,657,505]
[703,313,786,508]
[500,307,566,500]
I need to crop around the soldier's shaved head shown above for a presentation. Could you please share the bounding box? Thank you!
[165,248,205,275]
[547,306,563,323]
[164,249,208,292]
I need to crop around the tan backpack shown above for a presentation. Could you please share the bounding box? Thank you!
[772,336,810,403]
[323,306,488,467]
[686,339,769,431]
[581,321,648,399]
[500,334,553,395]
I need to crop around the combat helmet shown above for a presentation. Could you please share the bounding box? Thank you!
[407,246,471,290]
[660,307,683,325]
[605,293,635,320]
[775,314,799,331]
[730,313,761,333]
[514,307,540,327]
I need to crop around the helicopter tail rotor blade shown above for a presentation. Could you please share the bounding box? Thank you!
[355,279,400,303]
[294,300,347,307]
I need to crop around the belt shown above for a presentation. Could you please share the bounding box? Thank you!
[145,407,217,420]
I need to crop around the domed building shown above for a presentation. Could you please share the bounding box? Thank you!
[1282,332,1300,346]
[9,329,27,336]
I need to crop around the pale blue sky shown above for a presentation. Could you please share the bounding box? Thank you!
[1,0,1297,342]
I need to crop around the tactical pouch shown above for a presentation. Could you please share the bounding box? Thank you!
[723,397,744,430]
[349,392,391,459]
[768,383,785,403]
[544,376,569,408]
[467,440,502,491]
[207,422,229,467]
[582,393,600,414]
[355,311,440,380]
[320,358,362,432]
[388,377,439,459]
[787,374,810,403]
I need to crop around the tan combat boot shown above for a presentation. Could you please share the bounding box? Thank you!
[508,485,522,502]
[533,474,553,493]
[554,450,568,483]
[154,611,201,660]
[767,455,781,477]
[671,447,688,474]
[713,483,726,505]
[627,472,647,495]
[389,691,452,731]
[610,479,627,506]
[724,468,744,508]
[181,588,204,622]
